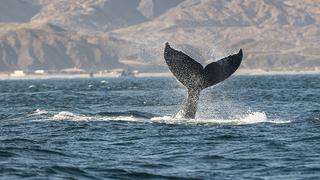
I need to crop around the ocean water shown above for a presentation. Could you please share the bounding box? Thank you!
[0,75,319,179]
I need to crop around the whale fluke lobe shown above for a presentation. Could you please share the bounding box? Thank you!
[164,43,204,90]
[202,49,242,89]
[164,42,243,119]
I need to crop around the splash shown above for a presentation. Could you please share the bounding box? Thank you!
[52,111,141,122]
[151,112,290,125]
[30,109,290,125]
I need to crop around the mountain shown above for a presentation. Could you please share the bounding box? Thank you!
[0,22,123,71]
[0,0,319,72]
[0,0,40,23]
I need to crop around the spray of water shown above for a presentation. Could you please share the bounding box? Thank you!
[30,109,290,125]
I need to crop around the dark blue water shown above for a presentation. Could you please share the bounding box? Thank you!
[0,75,319,179]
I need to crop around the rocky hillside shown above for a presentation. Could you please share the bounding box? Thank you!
[0,0,319,72]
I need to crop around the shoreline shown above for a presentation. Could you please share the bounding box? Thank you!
[235,69,320,75]
[0,70,319,80]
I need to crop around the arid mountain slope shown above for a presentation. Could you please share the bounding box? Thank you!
[0,0,319,72]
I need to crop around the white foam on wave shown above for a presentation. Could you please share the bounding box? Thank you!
[100,80,108,84]
[151,112,290,125]
[33,109,49,115]
[32,109,290,125]
[28,85,36,88]
[31,109,143,122]
[52,111,144,122]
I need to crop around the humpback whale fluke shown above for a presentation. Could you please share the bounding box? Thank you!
[164,42,243,119]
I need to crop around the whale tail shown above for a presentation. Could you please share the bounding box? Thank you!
[164,42,243,118]
[164,42,242,91]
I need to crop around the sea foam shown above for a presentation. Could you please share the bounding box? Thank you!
[32,109,290,125]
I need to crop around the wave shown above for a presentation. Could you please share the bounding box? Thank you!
[151,112,290,125]
[30,109,148,122]
[30,109,290,125]
[46,165,95,179]
[0,150,17,158]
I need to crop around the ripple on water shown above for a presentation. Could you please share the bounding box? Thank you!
[0,151,18,159]
[0,76,319,179]
[46,165,96,179]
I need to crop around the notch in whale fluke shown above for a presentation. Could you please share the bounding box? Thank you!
[164,42,243,91]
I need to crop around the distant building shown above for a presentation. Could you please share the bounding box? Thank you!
[109,68,125,74]
[107,69,139,77]
[10,70,25,77]
[34,70,46,75]
[61,68,86,74]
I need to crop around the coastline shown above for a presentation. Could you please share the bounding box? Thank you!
[0,69,319,80]
[235,69,320,75]
[0,73,119,80]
